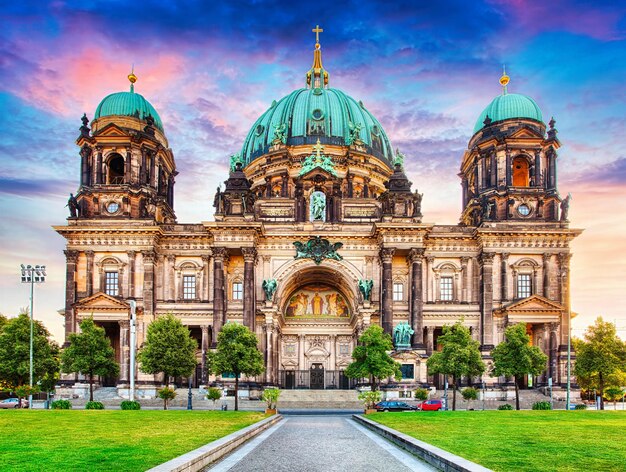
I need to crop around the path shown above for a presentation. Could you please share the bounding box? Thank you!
[207,415,435,472]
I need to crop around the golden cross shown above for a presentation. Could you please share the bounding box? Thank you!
[313,139,324,159]
[312,25,323,44]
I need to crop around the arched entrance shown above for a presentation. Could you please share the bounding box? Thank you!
[273,262,361,389]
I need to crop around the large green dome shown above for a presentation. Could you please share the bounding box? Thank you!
[241,87,394,167]
[94,90,163,131]
[473,93,543,134]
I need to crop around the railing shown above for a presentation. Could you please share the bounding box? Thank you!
[277,370,358,390]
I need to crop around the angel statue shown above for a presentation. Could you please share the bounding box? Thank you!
[262,279,278,302]
[273,123,287,145]
[358,279,374,302]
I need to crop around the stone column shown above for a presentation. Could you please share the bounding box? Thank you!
[64,250,79,343]
[426,326,435,355]
[460,257,469,303]
[534,150,541,187]
[167,255,176,302]
[96,148,103,184]
[461,177,468,207]
[558,253,572,347]
[242,247,257,330]
[212,248,228,342]
[479,252,495,349]
[201,255,210,302]
[281,174,288,197]
[505,150,512,187]
[347,174,354,198]
[201,325,209,384]
[125,148,132,184]
[85,250,94,297]
[80,146,91,186]
[380,248,395,335]
[149,153,156,188]
[118,320,130,383]
[408,248,425,348]
[549,322,559,381]
[548,152,557,190]
[127,251,136,299]
[298,334,305,371]
[500,252,509,302]
[265,176,272,198]
[142,251,156,317]
[425,256,434,302]
[490,153,497,187]
[329,334,336,371]
[542,253,551,299]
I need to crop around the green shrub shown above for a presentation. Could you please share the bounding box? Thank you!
[414,388,429,401]
[358,390,382,410]
[532,401,552,410]
[86,401,104,410]
[51,400,72,410]
[261,388,281,410]
[157,387,177,410]
[120,400,141,410]
[462,387,479,401]
[498,404,513,410]
[574,404,587,410]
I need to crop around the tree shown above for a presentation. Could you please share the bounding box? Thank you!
[604,386,624,410]
[0,314,60,405]
[61,317,119,401]
[206,387,222,410]
[427,322,484,410]
[574,317,626,410]
[210,322,264,411]
[345,325,401,391]
[491,323,548,410]
[138,314,197,386]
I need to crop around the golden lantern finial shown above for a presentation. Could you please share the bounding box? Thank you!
[307,25,329,88]
[499,64,510,95]
[128,65,137,92]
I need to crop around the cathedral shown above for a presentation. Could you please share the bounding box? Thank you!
[55,29,581,393]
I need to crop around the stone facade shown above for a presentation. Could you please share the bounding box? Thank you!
[55,42,581,392]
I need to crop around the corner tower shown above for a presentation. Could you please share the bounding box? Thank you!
[72,71,177,223]
[459,70,563,226]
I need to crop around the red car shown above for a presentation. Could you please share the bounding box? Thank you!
[418,399,443,411]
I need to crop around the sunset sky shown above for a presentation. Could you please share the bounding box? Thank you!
[0,0,625,341]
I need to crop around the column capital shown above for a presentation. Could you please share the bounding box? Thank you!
[141,250,156,263]
[460,256,470,266]
[126,250,135,258]
[480,252,495,264]
[242,247,258,262]
[549,322,560,334]
[557,252,572,267]
[380,248,395,263]
[500,252,510,261]
[425,325,434,333]
[212,247,229,261]
[407,248,425,264]
[64,250,79,264]
[118,320,130,329]
[167,254,176,263]
[201,254,210,263]
[201,325,209,334]
[542,252,552,264]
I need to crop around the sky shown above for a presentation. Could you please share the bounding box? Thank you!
[0,0,625,342]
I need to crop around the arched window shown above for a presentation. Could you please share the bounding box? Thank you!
[106,153,125,184]
[512,156,530,187]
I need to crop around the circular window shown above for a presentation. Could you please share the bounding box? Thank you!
[255,124,265,136]
[106,202,120,214]
[517,204,531,216]
[311,108,324,120]
[312,87,323,95]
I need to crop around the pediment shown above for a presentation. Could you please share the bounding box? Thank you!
[95,123,130,138]
[74,292,130,311]
[509,126,543,140]
[495,295,564,317]
[298,168,337,181]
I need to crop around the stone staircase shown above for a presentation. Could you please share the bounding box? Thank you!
[277,389,362,410]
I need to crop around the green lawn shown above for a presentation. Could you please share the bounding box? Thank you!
[0,410,266,471]
[369,410,626,472]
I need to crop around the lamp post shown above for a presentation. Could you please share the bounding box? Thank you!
[187,376,193,410]
[564,266,571,411]
[20,264,46,409]
[129,300,136,402]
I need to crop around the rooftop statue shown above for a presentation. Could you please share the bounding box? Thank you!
[299,139,337,177]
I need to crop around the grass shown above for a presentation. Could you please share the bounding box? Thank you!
[369,410,626,472]
[0,410,266,471]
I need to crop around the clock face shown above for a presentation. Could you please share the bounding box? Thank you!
[106,202,120,214]
[518,204,531,216]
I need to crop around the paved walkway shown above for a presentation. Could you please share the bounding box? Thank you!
[207,415,435,472]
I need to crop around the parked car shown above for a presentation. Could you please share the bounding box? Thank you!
[375,401,417,412]
[0,398,28,409]
[418,399,443,411]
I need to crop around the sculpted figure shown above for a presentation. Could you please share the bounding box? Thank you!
[262,279,277,302]
[560,194,571,221]
[66,193,80,218]
[311,192,326,221]
[358,279,374,301]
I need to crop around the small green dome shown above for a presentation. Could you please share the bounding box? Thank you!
[94,90,163,131]
[241,87,394,167]
[473,93,543,134]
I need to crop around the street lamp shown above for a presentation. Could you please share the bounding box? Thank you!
[20,264,46,409]
[564,267,571,411]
